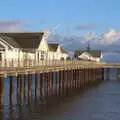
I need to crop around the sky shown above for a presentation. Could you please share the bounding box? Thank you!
[1,0,120,62]
[0,0,120,35]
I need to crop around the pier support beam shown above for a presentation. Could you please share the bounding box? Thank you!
[35,73,40,101]
[44,73,48,97]
[73,69,75,88]
[60,71,64,96]
[20,75,23,105]
[117,68,120,80]
[28,74,32,104]
[100,68,103,81]
[56,72,59,96]
[58,71,61,96]
[0,76,4,106]
[62,70,65,95]
[47,72,51,96]
[9,76,14,106]
[71,70,73,88]
[16,75,20,105]
[79,69,81,88]
[24,74,27,102]
[65,70,68,95]
[106,68,110,81]
[40,73,43,97]
[51,72,54,96]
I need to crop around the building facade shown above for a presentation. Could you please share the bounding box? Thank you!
[0,31,69,67]
[74,50,103,62]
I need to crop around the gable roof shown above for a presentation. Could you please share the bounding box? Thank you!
[88,51,102,57]
[48,43,68,54]
[48,43,59,52]
[75,50,102,58]
[60,47,68,54]
[0,36,21,48]
[0,32,44,49]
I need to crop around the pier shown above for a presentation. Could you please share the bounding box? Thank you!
[0,60,119,119]
[0,60,117,104]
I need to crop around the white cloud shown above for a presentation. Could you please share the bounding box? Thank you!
[97,29,120,45]
[50,28,120,60]
[0,20,23,32]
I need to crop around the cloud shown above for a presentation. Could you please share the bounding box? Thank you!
[96,29,120,45]
[0,20,23,32]
[50,28,120,53]
[76,24,97,30]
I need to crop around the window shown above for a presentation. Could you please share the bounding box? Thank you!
[41,51,44,60]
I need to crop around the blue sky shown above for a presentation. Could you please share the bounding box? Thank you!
[1,0,120,35]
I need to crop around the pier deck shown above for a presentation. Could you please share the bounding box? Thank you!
[0,60,115,77]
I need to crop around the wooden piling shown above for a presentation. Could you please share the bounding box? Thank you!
[63,70,65,96]
[101,68,104,81]
[23,74,27,101]
[19,75,23,105]
[17,75,20,96]
[47,72,51,96]
[60,71,64,96]
[71,69,73,88]
[35,73,38,98]
[65,70,68,95]
[51,72,54,96]
[44,73,48,97]
[42,73,46,97]
[16,75,20,105]
[28,74,32,104]
[55,72,59,96]
[74,69,77,88]
[73,69,75,88]
[9,76,14,106]
[77,69,79,88]
[69,70,71,89]
[0,76,4,106]
[78,69,80,88]
[40,73,43,97]
[58,71,61,96]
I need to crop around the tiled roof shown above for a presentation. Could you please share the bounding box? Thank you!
[75,50,102,58]
[0,32,44,49]
[0,36,21,48]
[48,43,68,54]
[48,43,59,52]
[60,47,68,54]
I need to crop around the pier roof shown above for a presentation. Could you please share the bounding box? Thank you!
[0,35,21,48]
[48,43,68,53]
[0,32,44,49]
[48,43,59,52]
[60,47,68,54]
[75,50,102,58]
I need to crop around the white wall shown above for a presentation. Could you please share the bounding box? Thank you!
[3,48,23,60]
[79,52,101,62]
[38,33,49,52]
